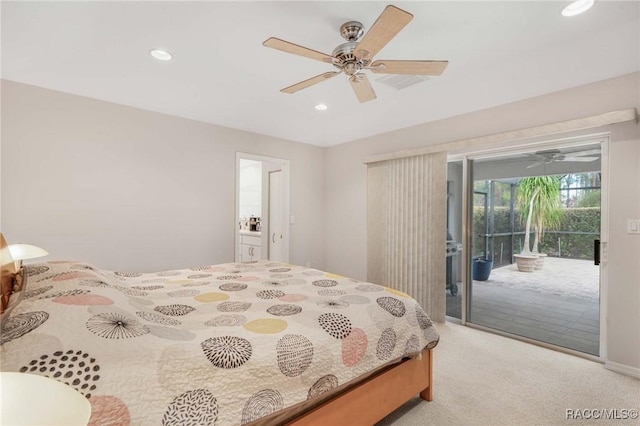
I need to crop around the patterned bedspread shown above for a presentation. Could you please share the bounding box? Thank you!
[0,260,439,425]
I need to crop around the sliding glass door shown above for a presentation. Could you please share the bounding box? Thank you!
[448,141,603,356]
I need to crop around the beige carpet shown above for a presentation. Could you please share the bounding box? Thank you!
[377,323,640,425]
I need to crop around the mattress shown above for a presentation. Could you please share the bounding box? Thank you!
[0,260,439,425]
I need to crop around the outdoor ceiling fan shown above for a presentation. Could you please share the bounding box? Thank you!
[526,149,601,169]
[262,5,448,103]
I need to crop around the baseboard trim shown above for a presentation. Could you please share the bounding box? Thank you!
[605,360,640,378]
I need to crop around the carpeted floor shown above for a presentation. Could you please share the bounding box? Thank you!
[377,322,640,425]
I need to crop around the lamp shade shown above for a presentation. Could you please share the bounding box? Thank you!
[0,372,91,425]
[7,244,49,261]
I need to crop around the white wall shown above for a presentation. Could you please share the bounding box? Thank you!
[324,72,640,372]
[1,80,326,272]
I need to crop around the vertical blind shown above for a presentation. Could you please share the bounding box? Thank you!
[367,152,447,322]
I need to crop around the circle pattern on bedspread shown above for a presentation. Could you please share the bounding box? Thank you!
[201,336,252,369]
[86,313,150,339]
[376,297,406,317]
[157,271,181,277]
[188,273,212,279]
[205,314,247,327]
[356,284,384,292]
[114,271,142,278]
[404,334,421,355]
[271,273,293,279]
[131,284,164,290]
[0,311,49,345]
[113,285,148,297]
[167,289,200,297]
[425,337,440,350]
[195,292,229,303]
[241,389,283,424]
[317,299,349,310]
[268,267,291,273]
[267,304,302,316]
[342,327,368,366]
[154,304,196,316]
[307,375,338,399]
[89,395,131,426]
[276,334,314,377]
[136,311,181,326]
[25,265,50,277]
[218,301,252,312]
[376,328,397,360]
[24,286,53,299]
[19,349,101,398]
[42,289,89,299]
[256,289,285,299]
[318,289,346,297]
[416,306,433,329]
[278,294,308,302]
[219,282,248,291]
[318,313,352,339]
[162,389,218,426]
[243,319,288,334]
[312,279,338,287]
[79,279,111,288]
[217,275,240,280]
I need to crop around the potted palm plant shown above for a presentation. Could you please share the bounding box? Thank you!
[513,176,563,272]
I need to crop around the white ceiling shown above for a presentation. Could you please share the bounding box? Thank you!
[2,1,639,147]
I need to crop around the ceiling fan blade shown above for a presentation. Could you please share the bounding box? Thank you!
[370,60,449,75]
[354,5,413,61]
[281,71,340,94]
[569,149,601,157]
[526,161,544,169]
[349,74,377,103]
[559,156,599,162]
[263,37,334,64]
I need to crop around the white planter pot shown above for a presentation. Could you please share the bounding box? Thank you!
[513,254,538,272]
[534,253,547,270]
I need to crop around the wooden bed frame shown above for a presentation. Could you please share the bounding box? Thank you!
[288,348,433,425]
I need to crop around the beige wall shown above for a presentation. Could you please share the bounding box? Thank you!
[1,80,326,272]
[324,72,640,372]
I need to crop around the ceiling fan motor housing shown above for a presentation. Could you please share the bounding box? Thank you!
[332,41,370,75]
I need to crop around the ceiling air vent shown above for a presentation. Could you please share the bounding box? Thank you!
[374,74,429,90]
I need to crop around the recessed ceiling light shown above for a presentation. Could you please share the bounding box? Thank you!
[149,49,173,61]
[314,103,328,111]
[561,0,595,17]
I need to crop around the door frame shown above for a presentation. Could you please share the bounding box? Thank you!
[236,152,290,263]
[447,132,610,361]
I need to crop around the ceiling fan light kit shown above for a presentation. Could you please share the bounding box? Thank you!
[262,5,448,103]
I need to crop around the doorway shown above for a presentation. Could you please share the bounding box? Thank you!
[235,153,290,262]
[447,139,606,357]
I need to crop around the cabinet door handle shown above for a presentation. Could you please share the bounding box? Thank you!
[272,233,276,243]
[249,247,254,257]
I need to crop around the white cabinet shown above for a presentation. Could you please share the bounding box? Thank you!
[239,233,262,262]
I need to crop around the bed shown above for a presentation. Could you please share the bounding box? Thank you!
[1,246,439,425]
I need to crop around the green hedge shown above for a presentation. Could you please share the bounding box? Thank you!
[473,207,600,262]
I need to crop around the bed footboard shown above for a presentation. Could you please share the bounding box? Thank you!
[288,349,434,425]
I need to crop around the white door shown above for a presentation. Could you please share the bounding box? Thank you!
[269,170,284,261]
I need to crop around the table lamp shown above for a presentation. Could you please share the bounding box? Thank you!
[7,244,49,268]
[0,372,92,425]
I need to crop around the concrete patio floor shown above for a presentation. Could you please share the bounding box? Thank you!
[446,257,600,355]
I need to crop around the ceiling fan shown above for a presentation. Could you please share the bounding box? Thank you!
[526,148,601,169]
[262,5,448,103]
